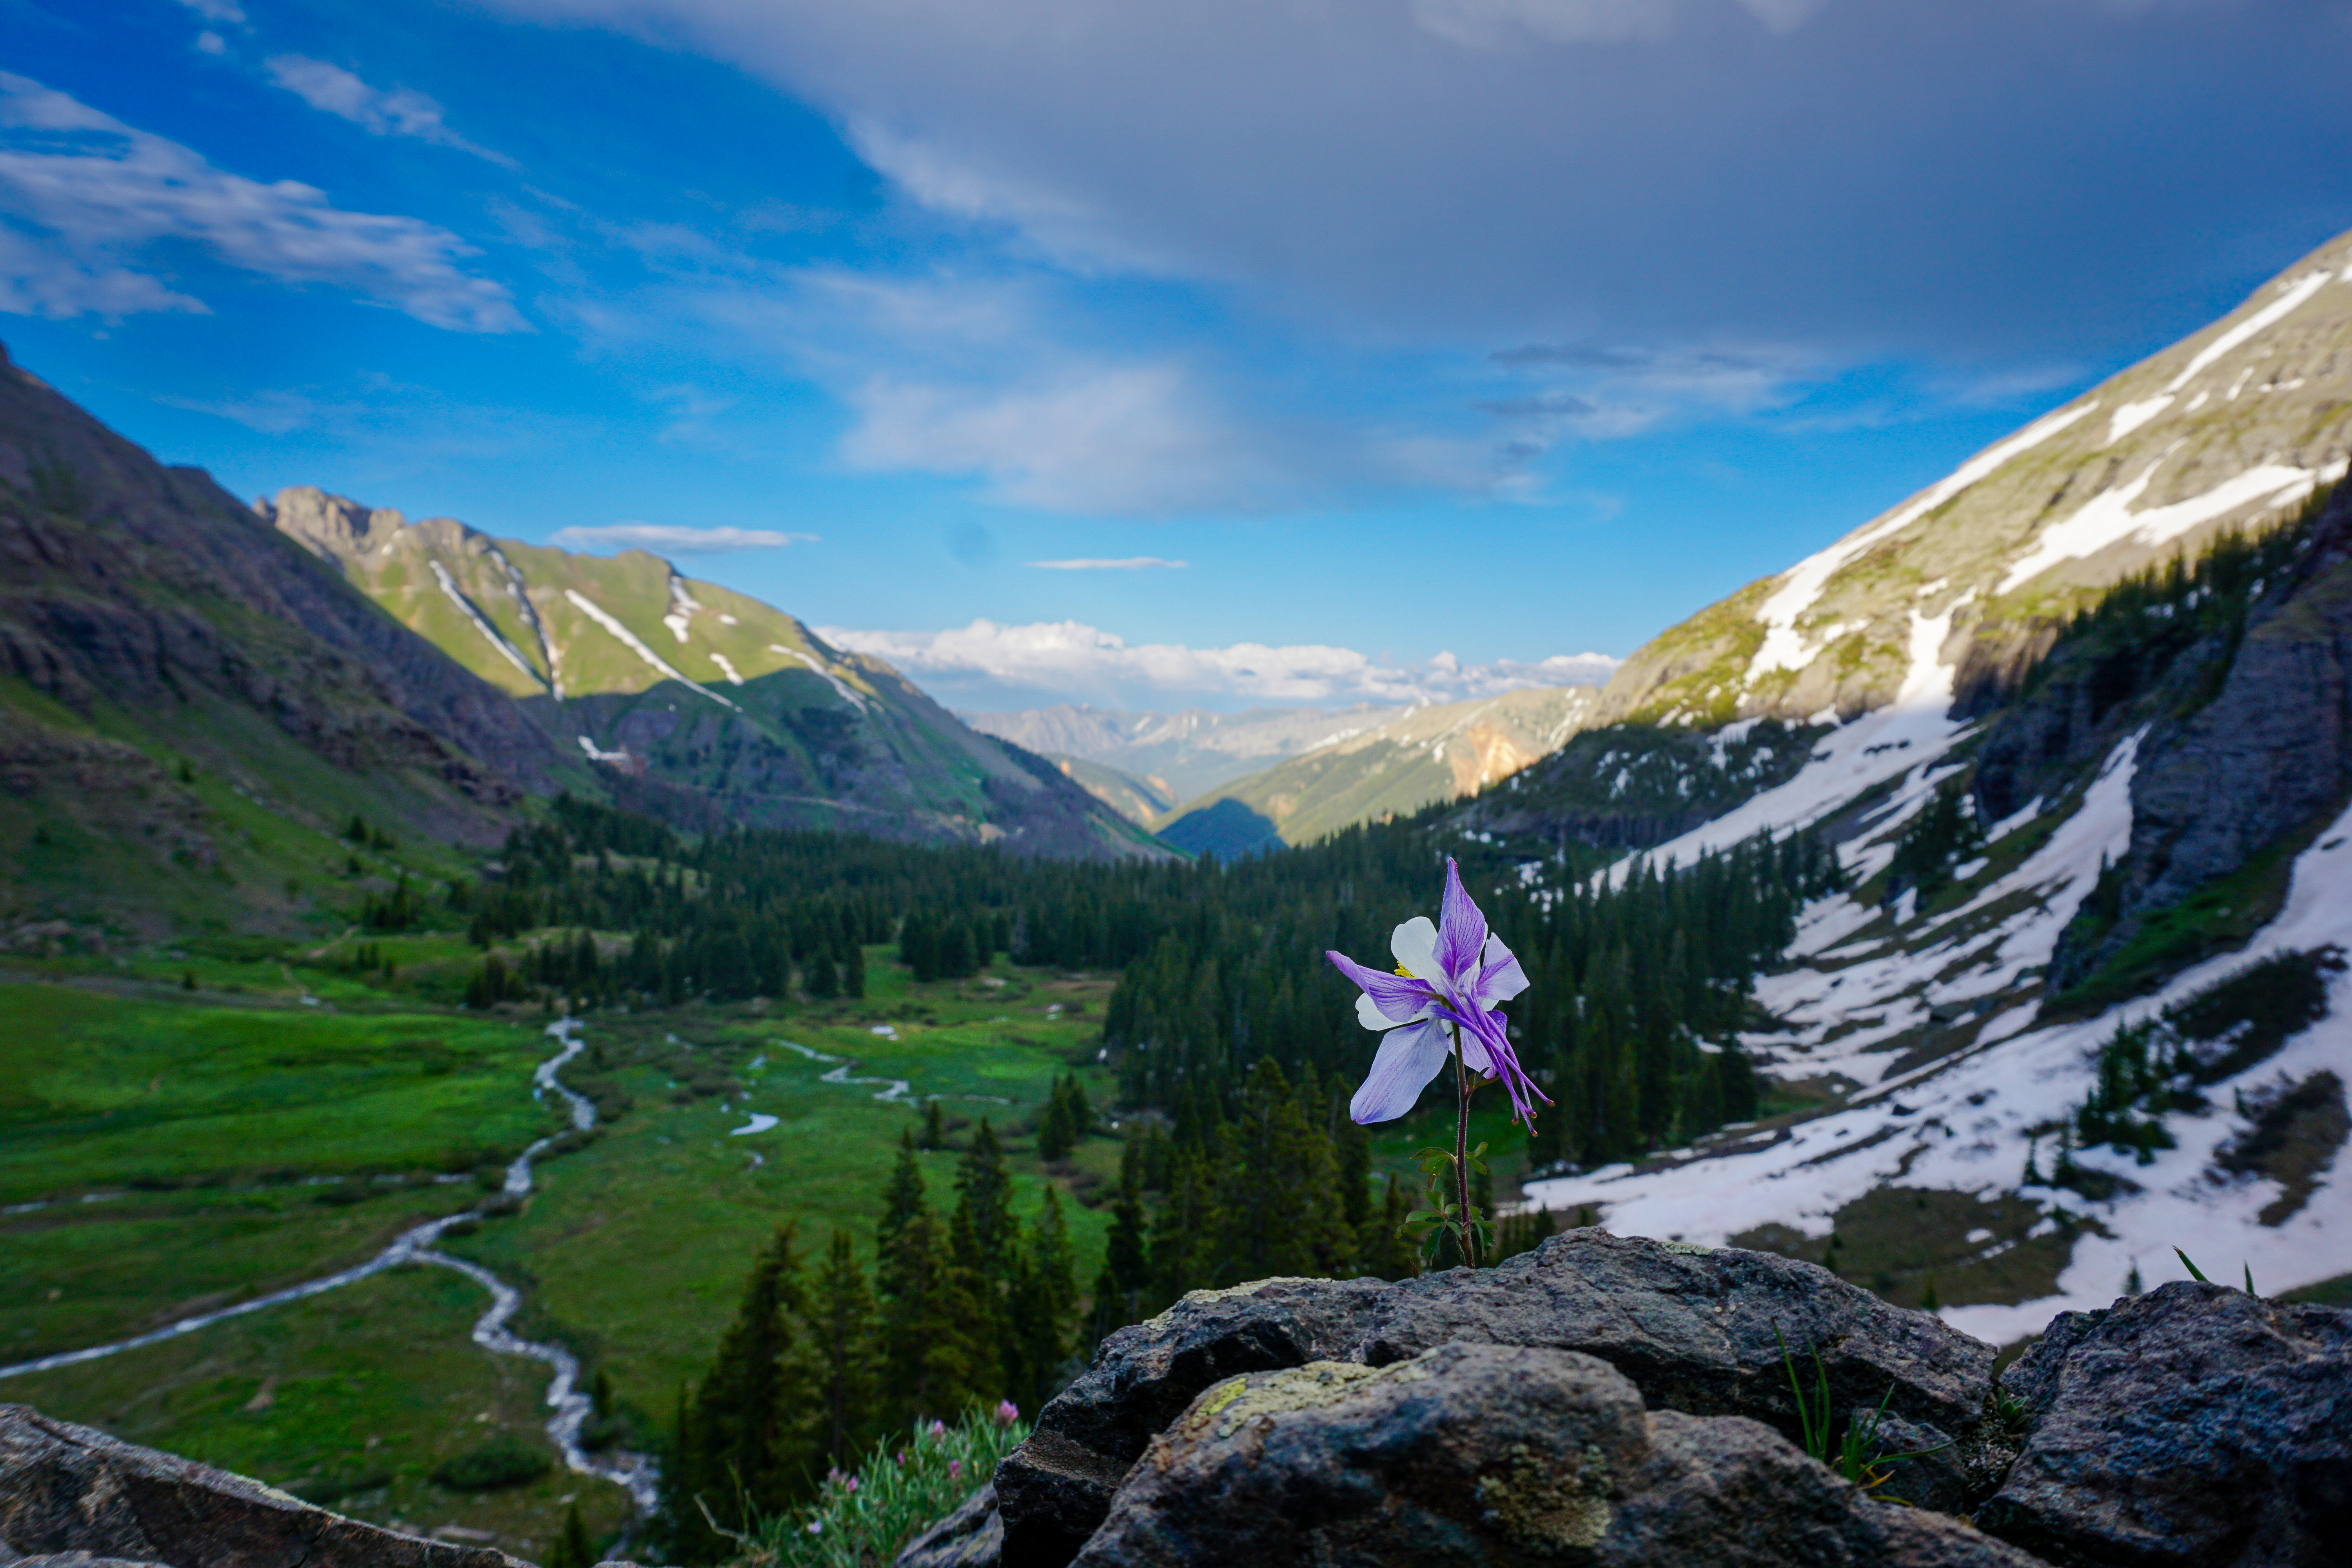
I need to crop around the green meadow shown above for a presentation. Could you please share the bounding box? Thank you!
[0,948,1122,1559]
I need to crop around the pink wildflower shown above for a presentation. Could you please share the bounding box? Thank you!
[949,1458,962,1480]
[994,1399,1020,1426]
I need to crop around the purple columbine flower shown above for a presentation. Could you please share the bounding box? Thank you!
[1326,857,1548,1127]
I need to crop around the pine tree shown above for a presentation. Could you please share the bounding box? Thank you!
[876,1132,928,1296]
[1358,1173,1418,1280]
[809,1228,879,1471]
[1210,1059,1348,1284]
[955,1120,1017,1272]
[841,938,866,998]
[1091,1149,1152,1341]
[1038,1080,1076,1162]
[918,1098,947,1151]
[547,1503,595,1568]
[1007,1188,1078,1410]
[877,1182,981,1424]
[666,1226,817,1561]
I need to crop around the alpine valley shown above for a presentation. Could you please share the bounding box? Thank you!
[5,221,2352,1568]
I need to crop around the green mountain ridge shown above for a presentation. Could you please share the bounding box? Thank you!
[263,488,1168,862]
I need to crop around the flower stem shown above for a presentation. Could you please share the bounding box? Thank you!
[1451,1021,1477,1269]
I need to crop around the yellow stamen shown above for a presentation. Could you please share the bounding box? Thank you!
[1393,965,1414,978]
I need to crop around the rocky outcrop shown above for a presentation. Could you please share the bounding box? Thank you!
[994,1231,1995,1566]
[1977,1283,2352,1568]
[940,1236,2352,1568]
[1069,1341,2042,1568]
[0,1404,527,1568]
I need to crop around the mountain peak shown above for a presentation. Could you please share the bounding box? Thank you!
[1601,227,2352,731]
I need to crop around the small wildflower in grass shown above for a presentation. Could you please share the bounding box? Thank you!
[731,1406,1028,1567]
[994,1400,1020,1426]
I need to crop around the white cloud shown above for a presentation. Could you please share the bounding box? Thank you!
[174,0,246,23]
[818,617,1620,706]
[0,74,526,331]
[550,523,819,553]
[195,32,228,56]
[265,57,519,169]
[1028,557,1188,570]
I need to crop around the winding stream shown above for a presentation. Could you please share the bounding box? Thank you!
[0,1020,661,1514]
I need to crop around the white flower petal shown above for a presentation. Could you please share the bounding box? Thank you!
[1390,916,1440,981]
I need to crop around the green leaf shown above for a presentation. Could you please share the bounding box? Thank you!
[2174,1246,2210,1284]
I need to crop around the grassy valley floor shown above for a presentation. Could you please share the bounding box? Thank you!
[0,948,1122,1561]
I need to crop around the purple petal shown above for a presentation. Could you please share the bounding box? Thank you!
[1450,1004,1551,1128]
[1434,857,1487,985]
[1327,950,1439,1024]
[1349,1018,1452,1123]
[1473,934,1530,1005]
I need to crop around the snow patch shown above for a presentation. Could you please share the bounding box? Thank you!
[2000,457,2345,596]
[2165,270,2333,393]
[769,644,868,709]
[563,590,739,711]
[2102,395,2174,447]
[430,562,545,689]
[1748,404,2096,677]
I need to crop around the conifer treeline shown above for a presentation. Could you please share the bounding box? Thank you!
[1102,832,1842,1169]
[465,796,1839,1165]
[664,1123,1076,1562]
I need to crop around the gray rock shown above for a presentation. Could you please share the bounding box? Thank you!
[996,1230,1993,1566]
[1068,1343,2040,1568]
[1978,1281,2352,1568]
[1602,1411,2047,1568]
[0,1404,526,1568]
[895,1482,1002,1568]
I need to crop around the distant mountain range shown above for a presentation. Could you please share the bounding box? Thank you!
[1154,686,1601,852]
[958,702,1412,804]
[267,488,1157,860]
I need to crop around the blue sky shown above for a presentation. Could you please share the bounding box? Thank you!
[3,0,2348,711]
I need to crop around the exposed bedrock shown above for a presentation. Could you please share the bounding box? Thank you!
[962,1233,2352,1568]
[993,1230,1995,1566]
[0,1404,527,1568]
[1070,1343,2040,1568]
[1979,1282,2352,1568]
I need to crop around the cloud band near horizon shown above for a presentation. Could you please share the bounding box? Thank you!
[818,616,1619,708]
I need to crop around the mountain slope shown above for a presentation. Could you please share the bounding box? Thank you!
[1158,685,1599,848]
[0,344,584,942]
[961,703,1411,803]
[1602,228,2352,730]
[1489,235,2352,1325]
[267,489,1166,860]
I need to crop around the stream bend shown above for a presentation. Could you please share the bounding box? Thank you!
[0,1020,661,1513]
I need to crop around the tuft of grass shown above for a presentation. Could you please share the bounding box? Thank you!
[1773,1323,1948,1501]
[728,1408,1027,1568]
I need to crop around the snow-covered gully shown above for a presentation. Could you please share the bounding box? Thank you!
[0,1020,660,1514]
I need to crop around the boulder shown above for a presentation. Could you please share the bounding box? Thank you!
[1066,1343,2041,1568]
[0,1405,527,1568]
[896,1481,1002,1568]
[995,1230,1994,1565]
[1977,1282,2352,1568]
